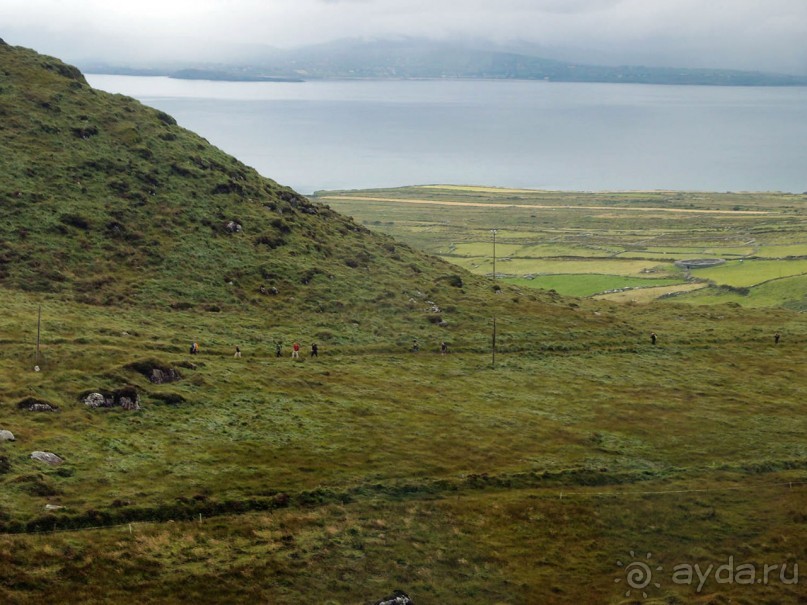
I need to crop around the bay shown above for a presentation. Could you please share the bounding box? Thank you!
[86,75,807,195]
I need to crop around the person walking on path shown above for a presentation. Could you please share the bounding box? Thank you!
[311,343,318,358]
[292,342,300,359]
[441,341,448,355]
[774,332,781,345]
[650,332,657,345]
[234,346,241,358]
[275,342,282,358]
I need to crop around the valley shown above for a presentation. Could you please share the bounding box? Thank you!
[1,40,806,604]
[317,186,807,310]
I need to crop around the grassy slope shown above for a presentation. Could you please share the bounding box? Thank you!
[2,300,807,604]
[1,44,807,604]
[0,41,490,316]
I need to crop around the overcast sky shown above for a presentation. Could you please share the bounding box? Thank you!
[2,0,806,74]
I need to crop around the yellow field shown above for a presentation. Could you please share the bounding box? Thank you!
[421,184,541,194]
[318,195,770,215]
[593,282,709,303]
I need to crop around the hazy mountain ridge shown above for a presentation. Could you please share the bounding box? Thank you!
[80,37,807,86]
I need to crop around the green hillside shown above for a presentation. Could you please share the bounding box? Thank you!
[1,41,807,604]
[0,39,494,318]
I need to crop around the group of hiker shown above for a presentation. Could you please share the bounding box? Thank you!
[189,339,454,359]
[283,342,317,358]
[411,339,449,354]
[189,331,784,359]
[190,341,318,359]
[264,341,318,359]
[648,331,782,345]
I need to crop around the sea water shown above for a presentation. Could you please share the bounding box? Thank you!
[87,75,807,195]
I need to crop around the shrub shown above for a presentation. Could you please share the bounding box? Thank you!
[440,274,463,288]
[59,213,91,230]
[155,110,177,126]
[151,392,186,405]
[271,218,292,233]
[18,476,59,497]
[70,125,98,138]
[254,233,286,249]
[300,268,323,285]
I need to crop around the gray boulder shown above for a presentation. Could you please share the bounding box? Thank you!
[0,430,15,442]
[149,367,181,384]
[82,387,141,410]
[119,394,140,411]
[31,451,63,465]
[17,398,58,412]
[83,392,106,408]
[374,591,414,605]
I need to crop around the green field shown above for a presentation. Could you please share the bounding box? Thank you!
[316,186,807,308]
[503,274,682,297]
[690,259,807,287]
[674,273,807,310]
[757,243,807,257]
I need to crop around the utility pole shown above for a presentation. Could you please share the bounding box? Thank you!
[492,316,496,369]
[491,229,497,369]
[35,304,41,369]
[491,229,497,280]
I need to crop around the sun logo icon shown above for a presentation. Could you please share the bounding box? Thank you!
[615,551,663,599]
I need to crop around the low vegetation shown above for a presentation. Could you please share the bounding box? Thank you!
[1,41,806,604]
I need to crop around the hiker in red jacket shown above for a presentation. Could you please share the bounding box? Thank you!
[292,342,300,359]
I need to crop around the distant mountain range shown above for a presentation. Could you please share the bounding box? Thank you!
[80,38,807,86]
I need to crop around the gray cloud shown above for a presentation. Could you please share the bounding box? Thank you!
[1,0,805,74]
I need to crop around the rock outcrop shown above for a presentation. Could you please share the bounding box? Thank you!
[148,367,182,384]
[30,451,64,465]
[83,393,105,408]
[82,387,141,410]
[374,591,414,605]
[126,360,182,384]
[17,398,58,412]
